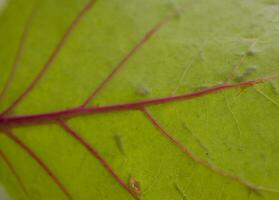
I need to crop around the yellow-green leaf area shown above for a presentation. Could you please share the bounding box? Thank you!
[0,0,278,200]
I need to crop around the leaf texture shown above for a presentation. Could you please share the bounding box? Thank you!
[0,0,279,200]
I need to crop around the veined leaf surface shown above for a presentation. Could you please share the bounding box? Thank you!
[0,0,279,200]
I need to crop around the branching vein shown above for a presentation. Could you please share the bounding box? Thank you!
[57,119,140,200]
[141,107,279,194]
[1,128,73,200]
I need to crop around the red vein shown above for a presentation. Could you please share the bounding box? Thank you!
[0,3,36,103]
[0,149,28,195]
[1,129,73,200]
[0,75,277,127]
[141,107,279,194]
[80,12,176,108]
[1,0,97,116]
[57,119,140,200]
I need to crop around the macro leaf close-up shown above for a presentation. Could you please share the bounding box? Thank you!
[0,0,279,199]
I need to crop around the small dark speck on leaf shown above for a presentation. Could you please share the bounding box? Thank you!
[129,177,141,196]
[245,48,258,57]
[114,134,125,155]
[235,65,258,82]
[174,182,187,200]
[136,84,151,97]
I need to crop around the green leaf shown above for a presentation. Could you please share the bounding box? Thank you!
[0,0,279,200]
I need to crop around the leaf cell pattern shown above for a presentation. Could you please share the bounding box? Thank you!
[0,0,279,200]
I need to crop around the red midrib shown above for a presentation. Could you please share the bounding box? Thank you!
[0,75,275,127]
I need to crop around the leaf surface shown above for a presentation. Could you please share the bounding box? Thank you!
[0,0,279,200]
